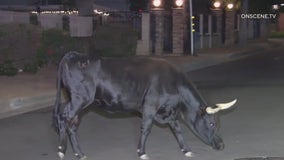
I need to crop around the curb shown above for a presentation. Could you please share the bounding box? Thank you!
[227,48,264,60]
[181,47,265,72]
[181,55,226,72]
[0,93,56,119]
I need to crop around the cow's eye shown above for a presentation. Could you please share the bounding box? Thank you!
[209,122,215,127]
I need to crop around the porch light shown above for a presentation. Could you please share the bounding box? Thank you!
[273,4,279,10]
[227,3,234,10]
[213,1,221,9]
[152,0,162,8]
[175,0,184,7]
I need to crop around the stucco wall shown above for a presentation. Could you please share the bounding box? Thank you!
[0,10,30,24]
[38,14,63,30]
[69,15,93,37]
[0,11,94,37]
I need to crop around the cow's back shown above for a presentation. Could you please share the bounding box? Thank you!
[100,57,184,85]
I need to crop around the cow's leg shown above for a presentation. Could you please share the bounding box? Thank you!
[65,96,93,160]
[66,115,87,160]
[168,120,192,157]
[137,114,154,160]
[57,103,70,160]
[58,121,67,160]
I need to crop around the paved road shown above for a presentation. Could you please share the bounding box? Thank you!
[0,48,284,160]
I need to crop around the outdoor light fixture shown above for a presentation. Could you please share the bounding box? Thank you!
[211,1,236,11]
[152,0,162,8]
[227,3,234,10]
[213,1,221,9]
[191,16,195,32]
[175,0,184,7]
[273,4,279,10]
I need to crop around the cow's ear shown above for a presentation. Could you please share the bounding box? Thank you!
[197,108,206,117]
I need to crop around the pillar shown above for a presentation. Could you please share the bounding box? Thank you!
[136,13,151,55]
[172,8,184,54]
[212,10,223,45]
[152,10,164,55]
[225,10,236,45]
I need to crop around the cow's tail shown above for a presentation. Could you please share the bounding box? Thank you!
[52,53,71,130]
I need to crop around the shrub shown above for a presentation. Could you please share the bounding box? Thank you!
[0,22,139,77]
[35,50,48,67]
[30,13,39,25]
[62,15,70,31]
[92,23,138,57]
[269,32,284,38]
[0,24,41,70]
[0,26,7,38]
[23,62,38,74]
[40,29,91,64]
[0,60,18,76]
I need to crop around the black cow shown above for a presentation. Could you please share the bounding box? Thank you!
[53,51,237,160]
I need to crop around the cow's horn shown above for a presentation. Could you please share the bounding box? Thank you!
[206,107,221,114]
[215,99,237,110]
[206,99,237,114]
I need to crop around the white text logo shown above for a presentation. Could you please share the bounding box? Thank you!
[240,14,277,19]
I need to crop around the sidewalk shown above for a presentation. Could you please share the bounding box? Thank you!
[0,40,280,119]
[164,40,278,72]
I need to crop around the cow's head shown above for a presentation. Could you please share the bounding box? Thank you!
[181,99,237,150]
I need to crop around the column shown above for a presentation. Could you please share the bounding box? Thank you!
[136,13,151,55]
[152,10,164,55]
[212,10,223,45]
[172,8,184,54]
[225,10,236,45]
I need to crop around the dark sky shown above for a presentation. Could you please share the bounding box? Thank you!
[0,0,36,5]
[0,0,129,10]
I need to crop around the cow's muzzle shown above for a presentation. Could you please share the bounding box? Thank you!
[213,141,224,150]
[209,134,224,150]
[212,137,225,150]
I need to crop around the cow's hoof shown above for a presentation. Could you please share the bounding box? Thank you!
[79,156,88,160]
[57,152,65,160]
[184,152,193,157]
[139,154,149,160]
